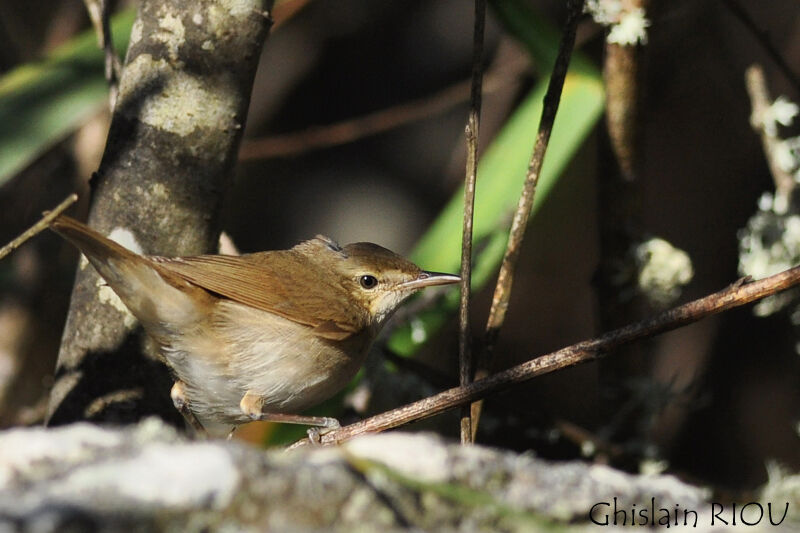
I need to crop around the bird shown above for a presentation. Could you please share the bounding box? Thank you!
[51,215,459,438]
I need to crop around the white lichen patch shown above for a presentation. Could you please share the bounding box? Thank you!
[107,227,144,255]
[635,237,694,307]
[607,7,650,45]
[152,10,186,63]
[205,0,258,38]
[760,96,800,137]
[586,0,650,46]
[344,433,450,483]
[0,424,122,488]
[130,18,143,46]
[739,196,800,317]
[639,458,668,476]
[96,227,144,327]
[118,54,238,139]
[46,442,240,510]
[150,182,168,198]
[752,95,800,183]
[739,93,800,322]
[740,201,800,280]
[97,279,136,328]
[192,12,203,25]
[205,4,225,32]
[218,0,259,19]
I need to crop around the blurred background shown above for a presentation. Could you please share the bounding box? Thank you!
[0,0,798,493]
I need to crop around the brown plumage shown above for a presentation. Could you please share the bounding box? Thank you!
[50,215,459,437]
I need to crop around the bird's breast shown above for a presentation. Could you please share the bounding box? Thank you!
[167,300,374,423]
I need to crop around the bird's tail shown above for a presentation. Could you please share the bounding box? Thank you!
[50,215,146,271]
[50,215,207,335]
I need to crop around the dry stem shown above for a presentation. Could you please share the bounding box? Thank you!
[458,0,486,445]
[470,0,586,440]
[83,0,121,107]
[746,64,795,198]
[238,59,526,160]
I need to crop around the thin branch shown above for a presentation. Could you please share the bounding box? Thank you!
[745,64,795,198]
[470,0,585,440]
[100,0,121,103]
[724,0,800,96]
[83,0,121,107]
[458,0,486,445]
[238,59,526,160]
[0,194,78,262]
[290,266,800,448]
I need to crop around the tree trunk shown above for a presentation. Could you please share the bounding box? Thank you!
[47,0,273,426]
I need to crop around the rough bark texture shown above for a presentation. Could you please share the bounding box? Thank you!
[0,421,734,532]
[47,0,274,426]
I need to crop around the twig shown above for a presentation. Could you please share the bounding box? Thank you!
[238,59,526,160]
[458,0,486,445]
[100,0,121,106]
[83,0,121,107]
[470,0,585,440]
[745,65,795,198]
[0,194,78,262]
[289,266,800,448]
[724,0,800,96]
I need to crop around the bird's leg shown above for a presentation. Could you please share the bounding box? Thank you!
[170,381,208,438]
[240,391,340,444]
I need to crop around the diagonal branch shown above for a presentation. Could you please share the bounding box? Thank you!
[0,194,77,262]
[238,59,526,160]
[290,266,800,448]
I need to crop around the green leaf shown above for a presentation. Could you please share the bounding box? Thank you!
[0,9,135,186]
[387,1,605,356]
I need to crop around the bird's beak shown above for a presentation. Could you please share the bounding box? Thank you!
[401,271,461,291]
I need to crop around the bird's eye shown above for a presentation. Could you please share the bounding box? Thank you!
[359,275,378,289]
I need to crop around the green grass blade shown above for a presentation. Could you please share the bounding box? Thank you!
[387,2,605,356]
[0,9,135,186]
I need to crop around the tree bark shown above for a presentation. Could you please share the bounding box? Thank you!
[47,0,274,426]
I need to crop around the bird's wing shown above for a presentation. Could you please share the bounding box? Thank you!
[153,252,366,340]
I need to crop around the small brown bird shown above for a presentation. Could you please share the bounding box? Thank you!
[51,216,459,437]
